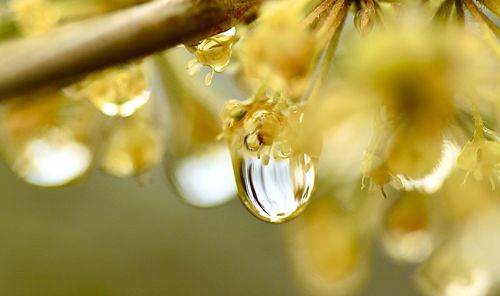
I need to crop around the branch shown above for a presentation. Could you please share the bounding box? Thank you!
[0,0,261,100]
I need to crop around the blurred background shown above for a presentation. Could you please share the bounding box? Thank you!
[0,163,417,296]
[1,1,498,295]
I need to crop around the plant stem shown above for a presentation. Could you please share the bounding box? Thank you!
[0,0,261,100]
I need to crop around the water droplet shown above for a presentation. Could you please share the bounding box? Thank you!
[151,50,235,207]
[10,128,92,187]
[0,88,96,187]
[185,27,237,82]
[166,144,237,208]
[80,63,150,117]
[233,152,316,223]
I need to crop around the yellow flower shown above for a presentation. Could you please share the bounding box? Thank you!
[237,0,317,97]
[221,94,303,164]
[333,18,498,188]
[75,62,150,117]
[457,129,500,185]
[10,0,60,35]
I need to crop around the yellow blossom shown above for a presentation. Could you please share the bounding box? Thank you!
[457,129,500,185]
[237,0,317,97]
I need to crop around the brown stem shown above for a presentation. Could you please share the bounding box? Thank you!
[0,0,261,100]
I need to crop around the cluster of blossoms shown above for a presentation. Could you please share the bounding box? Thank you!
[0,0,499,294]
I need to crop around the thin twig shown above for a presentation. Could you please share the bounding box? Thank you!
[0,0,261,100]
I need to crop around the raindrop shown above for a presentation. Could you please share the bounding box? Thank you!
[152,50,237,208]
[185,27,238,85]
[233,152,316,223]
[0,88,96,187]
[166,144,237,208]
[11,128,92,187]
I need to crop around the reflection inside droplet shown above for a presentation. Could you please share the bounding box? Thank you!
[234,153,316,223]
[13,129,92,187]
[171,145,237,207]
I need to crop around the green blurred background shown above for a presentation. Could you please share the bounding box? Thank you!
[0,161,418,296]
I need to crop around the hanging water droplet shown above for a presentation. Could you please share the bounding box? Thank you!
[185,27,237,84]
[0,88,97,187]
[10,128,92,187]
[79,63,150,117]
[233,152,316,223]
[149,50,237,207]
[166,144,237,208]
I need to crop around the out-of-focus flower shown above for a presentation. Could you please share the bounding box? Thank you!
[286,196,370,296]
[440,170,498,225]
[10,0,59,35]
[308,14,499,193]
[74,62,151,118]
[381,191,434,263]
[417,238,493,296]
[237,0,317,97]
[0,87,98,186]
[0,1,499,293]
[9,0,150,36]
[457,127,500,186]
[100,119,164,177]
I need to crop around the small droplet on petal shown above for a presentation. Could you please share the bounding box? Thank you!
[233,152,316,223]
[185,27,237,79]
